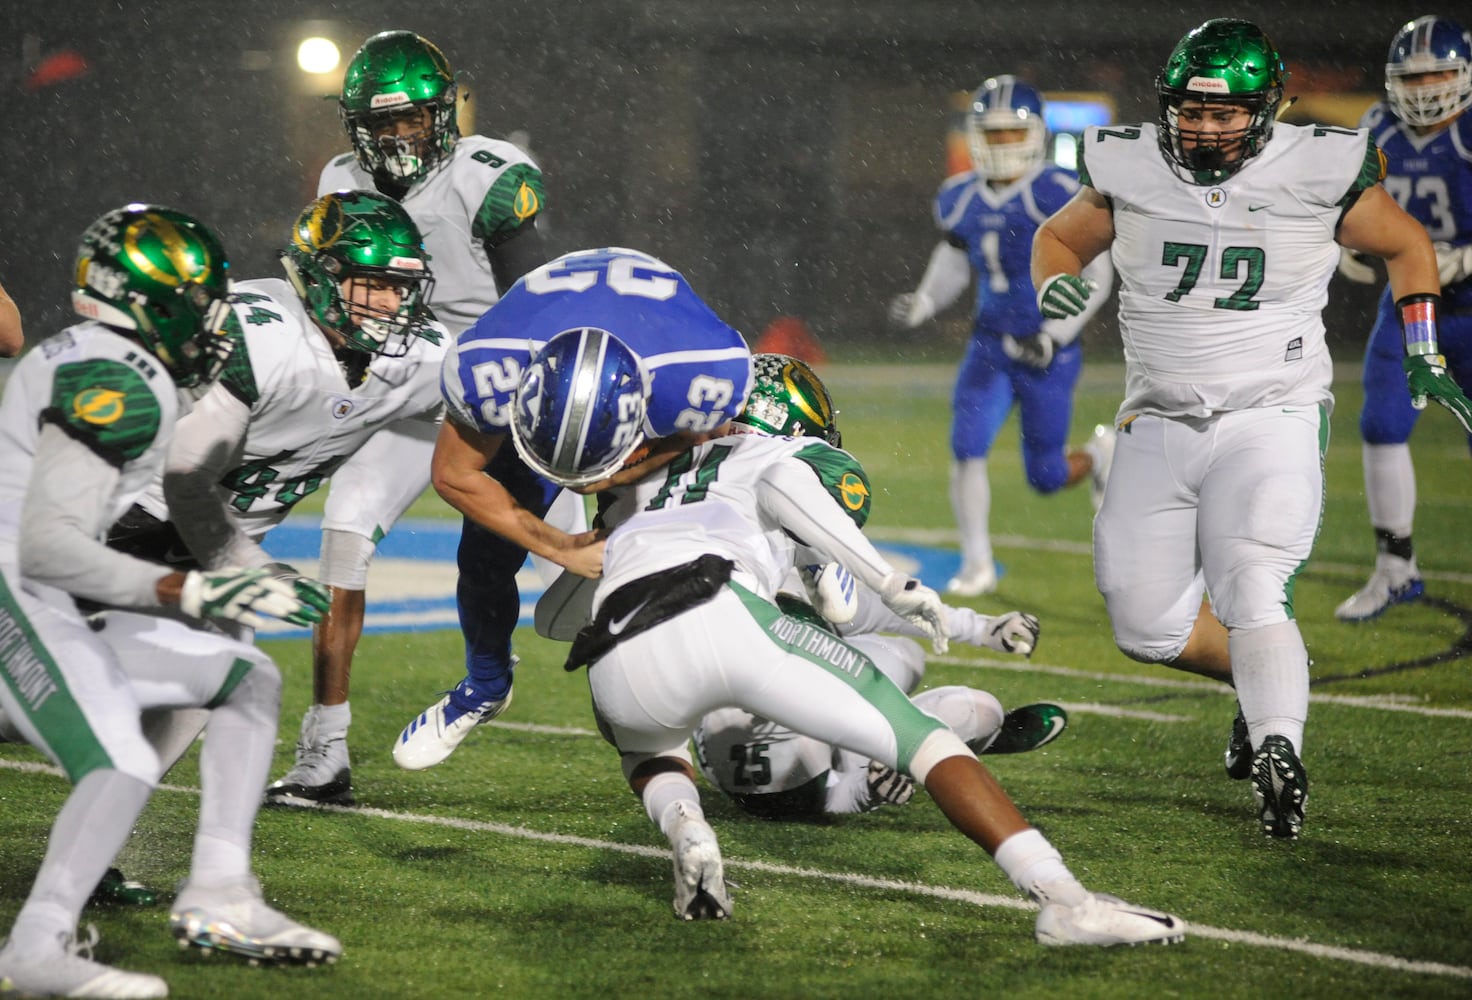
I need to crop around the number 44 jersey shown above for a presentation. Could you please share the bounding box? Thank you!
[132,277,448,541]
[1081,121,1382,419]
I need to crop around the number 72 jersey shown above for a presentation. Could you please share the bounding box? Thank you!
[1080,121,1383,417]
[442,248,753,439]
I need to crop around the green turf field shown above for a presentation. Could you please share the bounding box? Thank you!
[2,361,1469,999]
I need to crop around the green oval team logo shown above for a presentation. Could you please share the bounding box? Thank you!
[72,387,127,425]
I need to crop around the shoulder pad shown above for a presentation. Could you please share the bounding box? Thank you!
[792,442,872,528]
[44,358,163,466]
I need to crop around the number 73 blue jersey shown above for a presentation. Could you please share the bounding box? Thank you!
[442,247,753,438]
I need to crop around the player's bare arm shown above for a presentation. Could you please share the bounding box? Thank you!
[430,414,603,576]
[1031,186,1115,285]
[0,281,22,357]
[1336,183,1441,300]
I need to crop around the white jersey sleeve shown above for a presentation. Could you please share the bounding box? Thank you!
[1081,121,1382,418]
[0,324,182,607]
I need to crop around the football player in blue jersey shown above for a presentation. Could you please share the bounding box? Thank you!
[1335,15,1472,621]
[392,247,753,769]
[890,75,1115,596]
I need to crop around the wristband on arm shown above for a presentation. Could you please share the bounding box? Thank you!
[1396,293,1440,357]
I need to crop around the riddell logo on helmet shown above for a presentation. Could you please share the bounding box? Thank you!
[370,92,411,109]
[1187,77,1232,93]
[389,256,424,270]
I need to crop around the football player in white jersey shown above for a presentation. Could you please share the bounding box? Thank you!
[681,356,1063,819]
[1334,15,1472,621]
[307,31,565,797]
[1033,18,1469,840]
[889,75,1115,596]
[508,328,1184,945]
[0,206,338,998]
[104,190,448,810]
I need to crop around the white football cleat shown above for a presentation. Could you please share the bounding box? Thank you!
[670,805,732,921]
[1082,424,1116,512]
[265,706,353,807]
[945,564,997,597]
[1334,564,1425,622]
[170,876,341,966]
[0,926,167,998]
[393,679,514,771]
[1035,893,1185,947]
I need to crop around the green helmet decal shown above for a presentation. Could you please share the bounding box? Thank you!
[70,204,235,389]
[281,189,437,356]
[734,353,841,447]
[340,30,460,186]
[1155,18,1287,184]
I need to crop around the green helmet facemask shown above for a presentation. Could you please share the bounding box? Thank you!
[71,204,235,389]
[1156,18,1287,184]
[734,354,841,447]
[280,189,437,357]
[339,30,460,186]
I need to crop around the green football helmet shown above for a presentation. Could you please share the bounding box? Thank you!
[71,204,235,389]
[1156,18,1287,183]
[339,30,460,186]
[280,189,436,356]
[734,354,841,447]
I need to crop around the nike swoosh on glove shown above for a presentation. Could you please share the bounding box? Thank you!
[180,567,316,628]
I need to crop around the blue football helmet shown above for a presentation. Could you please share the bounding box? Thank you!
[511,327,651,488]
[967,75,1048,180]
[1385,15,1472,128]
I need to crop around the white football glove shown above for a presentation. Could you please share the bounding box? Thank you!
[1433,242,1472,287]
[979,610,1041,656]
[876,572,948,654]
[180,567,315,629]
[864,760,915,809]
[1336,247,1377,285]
[1001,333,1056,369]
[888,291,936,329]
[799,563,858,625]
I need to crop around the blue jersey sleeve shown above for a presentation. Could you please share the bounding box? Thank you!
[440,325,539,434]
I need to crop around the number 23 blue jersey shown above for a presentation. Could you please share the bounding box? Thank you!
[442,248,754,438]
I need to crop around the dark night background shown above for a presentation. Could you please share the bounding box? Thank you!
[0,1,1432,361]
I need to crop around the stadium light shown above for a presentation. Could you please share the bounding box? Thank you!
[297,37,340,75]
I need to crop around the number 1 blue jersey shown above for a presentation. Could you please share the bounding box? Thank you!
[442,248,754,438]
[932,164,1080,337]
[1360,102,1472,312]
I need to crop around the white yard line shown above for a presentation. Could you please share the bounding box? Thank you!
[1,755,1464,982]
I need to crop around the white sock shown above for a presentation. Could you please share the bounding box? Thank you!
[1363,442,1415,537]
[1230,621,1309,753]
[315,701,351,738]
[10,769,153,951]
[950,458,992,575]
[193,665,279,886]
[993,828,1087,906]
[642,772,704,841]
